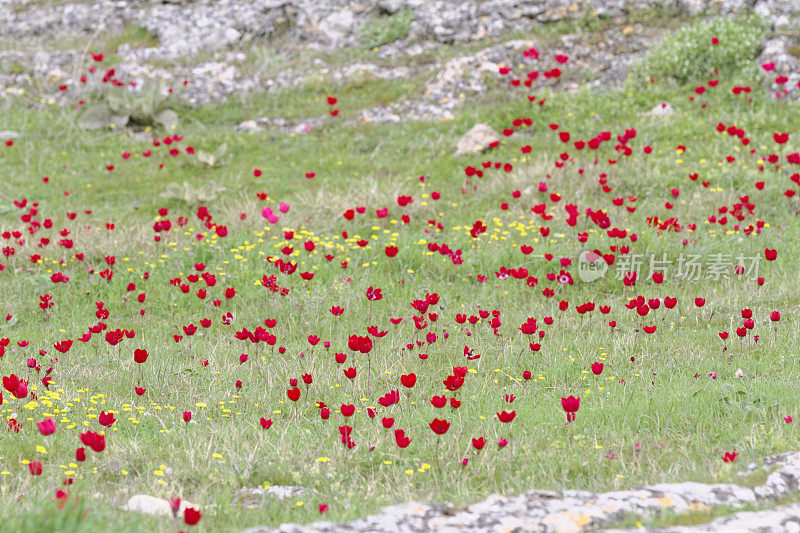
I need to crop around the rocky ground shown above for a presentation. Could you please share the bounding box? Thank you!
[0,0,798,129]
[239,451,800,532]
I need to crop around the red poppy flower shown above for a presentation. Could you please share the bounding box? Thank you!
[98,411,116,427]
[395,429,411,448]
[400,373,416,388]
[37,417,56,436]
[29,461,43,476]
[133,348,148,364]
[496,411,516,423]
[80,431,105,452]
[429,418,450,435]
[184,507,202,525]
[561,395,580,422]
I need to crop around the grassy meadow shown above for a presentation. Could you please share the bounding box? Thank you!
[1,11,800,532]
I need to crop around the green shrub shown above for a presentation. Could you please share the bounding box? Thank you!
[628,14,766,87]
[358,8,414,49]
[77,83,178,131]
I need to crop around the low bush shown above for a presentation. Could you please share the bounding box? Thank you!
[628,14,765,87]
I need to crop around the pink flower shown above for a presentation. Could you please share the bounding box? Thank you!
[170,498,182,516]
[28,461,43,475]
[261,208,280,223]
[36,417,56,436]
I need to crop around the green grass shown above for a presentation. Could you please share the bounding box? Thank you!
[187,74,426,125]
[1,14,800,533]
[358,8,415,49]
[95,24,159,56]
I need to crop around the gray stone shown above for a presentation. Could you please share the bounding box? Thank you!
[647,102,674,116]
[454,124,502,156]
[236,115,331,135]
[608,503,800,532]
[318,8,357,46]
[239,485,309,500]
[241,452,800,532]
[121,494,199,517]
[0,0,798,108]
[377,0,405,14]
[678,0,707,16]
[758,35,800,98]
[591,0,626,17]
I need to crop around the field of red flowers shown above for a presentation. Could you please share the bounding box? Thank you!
[0,15,799,532]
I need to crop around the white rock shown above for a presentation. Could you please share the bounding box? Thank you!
[224,27,241,42]
[648,101,674,116]
[454,123,502,156]
[377,0,404,14]
[239,485,310,501]
[121,494,198,517]
[319,8,356,45]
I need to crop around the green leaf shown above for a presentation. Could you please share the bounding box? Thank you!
[195,150,216,167]
[161,182,188,201]
[104,89,130,115]
[196,183,226,202]
[160,182,225,204]
[77,105,128,130]
[143,84,159,111]
[110,114,130,130]
[77,105,110,130]
[211,143,227,160]
[194,144,227,168]
[152,83,171,112]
